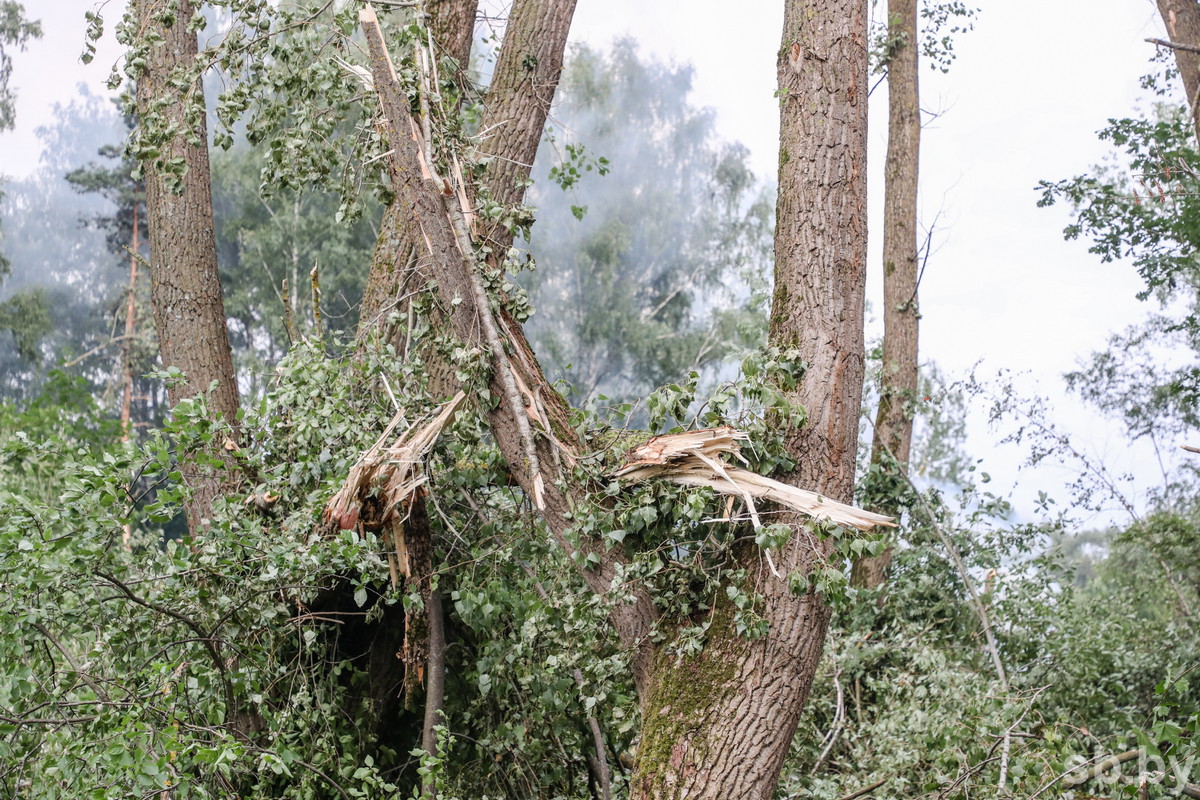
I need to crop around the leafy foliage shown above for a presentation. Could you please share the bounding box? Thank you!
[0,1,40,133]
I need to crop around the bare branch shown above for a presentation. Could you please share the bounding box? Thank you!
[1147,36,1200,55]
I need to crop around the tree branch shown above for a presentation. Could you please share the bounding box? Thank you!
[93,569,236,721]
[1147,37,1200,55]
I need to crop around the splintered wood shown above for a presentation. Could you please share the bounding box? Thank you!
[613,426,895,532]
[323,391,466,584]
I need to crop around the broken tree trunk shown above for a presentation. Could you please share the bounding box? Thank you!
[356,5,878,798]
[357,0,576,366]
[357,5,659,693]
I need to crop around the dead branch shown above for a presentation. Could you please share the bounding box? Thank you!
[837,777,888,800]
[1147,37,1200,55]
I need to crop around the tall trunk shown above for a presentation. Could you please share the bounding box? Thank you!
[134,0,240,532]
[1155,0,1200,142]
[629,0,869,797]
[356,0,576,381]
[851,0,920,590]
[475,0,577,209]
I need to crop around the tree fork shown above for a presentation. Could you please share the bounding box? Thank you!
[357,4,658,694]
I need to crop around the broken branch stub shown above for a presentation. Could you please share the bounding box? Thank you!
[613,427,895,532]
[323,391,466,535]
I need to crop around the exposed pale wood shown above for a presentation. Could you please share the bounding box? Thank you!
[356,4,659,696]
[614,427,894,531]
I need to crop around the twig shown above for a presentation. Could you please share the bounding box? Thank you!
[1146,37,1200,55]
[575,668,612,800]
[837,776,888,800]
[997,686,1047,790]
[282,278,299,344]
[33,622,111,703]
[60,333,140,368]
[93,569,236,721]
[310,261,323,339]
[812,666,846,774]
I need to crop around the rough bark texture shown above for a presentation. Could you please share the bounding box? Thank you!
[475,0,577,208]
[357,0,576,366]
[135,0,241,533]
[1156,0,1200,141]
[360,8,659,695]
[629,0,869,797]
[358,0,477,346]
[852,0,919,590]
[427,0,478,71]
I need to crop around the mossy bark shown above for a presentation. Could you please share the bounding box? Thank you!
[629,0,868,794]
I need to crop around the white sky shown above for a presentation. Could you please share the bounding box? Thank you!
[0,0,1183,523]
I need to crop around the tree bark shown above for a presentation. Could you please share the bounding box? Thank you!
[474,0,577,208]
[628,0,869,796]
[359,7,659,696]
[851,0,919,590]
[134,0,241,533]
[357,0,477,347]
[120,209,140,552]
[427,0,477,73]
[357,0,576,373]
[1155,0,1200,142]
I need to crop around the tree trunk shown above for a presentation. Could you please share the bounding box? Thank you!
[134,0,241,532]
[629,0,869,796]
[359,7,659,695]
[851,0,919,590]
[475,0,577,208]
[1155,0,1200,142]
[427,0,477,73]
[356,0,576,375]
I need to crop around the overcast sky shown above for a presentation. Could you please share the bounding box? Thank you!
[0,0,1180,523]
